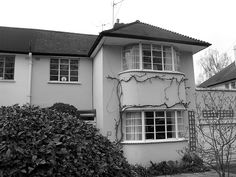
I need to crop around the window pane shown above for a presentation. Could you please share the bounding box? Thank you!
[50,64,58,70]
[51,59,59,64]
[123,45,140,70]
[152,44,161,51]
[50,76,58,81]
[60,70,69,75]
[50,70,58,75]
[167,132,176,138]
[153,64,162,70]
[156,133,165,139]
[61,59,69,64]
[156,111,164,117]
[70,77,78,82]
[4,74,14,80]
[146,133,154,139]
[5,68,14,74]
[70,70,78,76]
[60,65,69,70]
[60,76,68,82]
[125,112,142,141]
[143,63,151,69]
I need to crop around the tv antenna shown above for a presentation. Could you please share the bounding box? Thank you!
[112,0,124,26]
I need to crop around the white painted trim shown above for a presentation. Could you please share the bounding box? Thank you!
[27,52,33,104]
[118,69,185,76]
[0,80,16,83]
[47,81,81,85]
[121,138,187,144]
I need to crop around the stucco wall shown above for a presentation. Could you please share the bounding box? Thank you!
[123,141,188,166]
[93,48,104,131]
[0,54,29,106]
[180,52,196,110]
[31,56,92,109]
[120,71,186,109]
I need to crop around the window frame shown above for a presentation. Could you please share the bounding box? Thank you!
[123,110,185,143]
[49,58,79,83]
[0,55,15,81]
[122,43,180,72]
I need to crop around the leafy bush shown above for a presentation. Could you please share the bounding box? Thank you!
[49,102,78,117]
[0,104,133,177]
[130,164,151,177]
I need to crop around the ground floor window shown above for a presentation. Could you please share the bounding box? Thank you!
[124,110,185,142]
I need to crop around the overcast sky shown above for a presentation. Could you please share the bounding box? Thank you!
[1,0,236,83]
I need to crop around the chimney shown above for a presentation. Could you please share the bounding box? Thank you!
[113,19,124,28]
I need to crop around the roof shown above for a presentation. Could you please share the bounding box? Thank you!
[198,62,236,88]
[89,20,211,55]
[0,26,97,56]
[0,21,211,57]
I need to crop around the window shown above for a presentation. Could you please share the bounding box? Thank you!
[50,58,79,82]
[124,110,184,142]
[122,43,180,72]
[231,82,236,89]
[0,55,15,80]
[225,83,229,89]
[122,45,140,70]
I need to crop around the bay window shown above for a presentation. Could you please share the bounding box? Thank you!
[123,110,185,142]
[122,43,180,72]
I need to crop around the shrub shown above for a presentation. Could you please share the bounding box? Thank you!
[130,164,151,177]
[49,103,78,117]
[0,104,132,177]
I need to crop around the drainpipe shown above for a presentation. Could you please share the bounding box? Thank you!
[234,45,236,66]
[27,52,33,104]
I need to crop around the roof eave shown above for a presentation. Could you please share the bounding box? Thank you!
[88,32,211,57]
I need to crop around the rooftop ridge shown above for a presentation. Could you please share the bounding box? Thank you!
[138,21,210,45]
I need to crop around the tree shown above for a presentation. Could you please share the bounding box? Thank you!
[195,91,236,177]
[198,49,232,82]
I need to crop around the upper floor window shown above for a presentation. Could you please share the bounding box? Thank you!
[50,58,79,82]
[122,43,180,72]
[0,55,15,80]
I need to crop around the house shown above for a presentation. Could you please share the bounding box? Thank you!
[0,20,210,165]
[198,62,236,89]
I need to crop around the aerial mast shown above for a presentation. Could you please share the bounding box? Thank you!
[112,0,124,26]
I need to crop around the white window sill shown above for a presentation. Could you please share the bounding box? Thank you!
[0,80,16,83]
[118,69,185,76]
[121,138,187,144]
[48,81,81,85]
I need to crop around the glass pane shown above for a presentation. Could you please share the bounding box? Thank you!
[152,51,162,57]
[50,59,59,64]
[152,44,161,51]
[126,133,142,140]
[5,61,14,67]
[61,59,69,64]
[163,46,171,52]
[0,62,3,67]
[143,50,151,56]
[146,133,154,139]
[70,77,78,82]
[156,111,164,117]
[4,74,14,80]
[70,65,78,70]
[145,126,154,132]
[50,76,58,81]
[155,118,165,124]
[50,64,58,70]
[126,126,142,133]
[60,76,68,81]
[156,125,165,131]
[5,68,14,74]
[143,57,151,63]
[126,119,142,125]
[70,70,78,76]
[50,70,58,75]
[156,133,165,139]
[70,59,78,65]
[167,124,175,131]
[145,112,154,118]
[153,57,162,63]
[153,64,162,70]
[0,68,3,74]
[167,132,176,138]
[178,132,184,138]
[166,111,174,118]
[142,44,151,50]
[60,70,69,75]
[143,63,151,69]
[145,118,154,125]
[60,65,69,70]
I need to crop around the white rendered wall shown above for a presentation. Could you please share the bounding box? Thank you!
[31,56,93,109]
[0,54,29,106]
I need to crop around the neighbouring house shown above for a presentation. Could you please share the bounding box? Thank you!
[0,20,211,165]
[198,62,236,89]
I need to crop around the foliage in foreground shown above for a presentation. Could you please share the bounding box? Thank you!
[49,102,79,117]
[0,104,133,177]
[131,150,209,177]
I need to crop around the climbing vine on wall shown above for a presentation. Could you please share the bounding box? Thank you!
[107,73,190,143]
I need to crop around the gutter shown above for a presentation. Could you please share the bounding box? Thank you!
[27,52,33,104]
